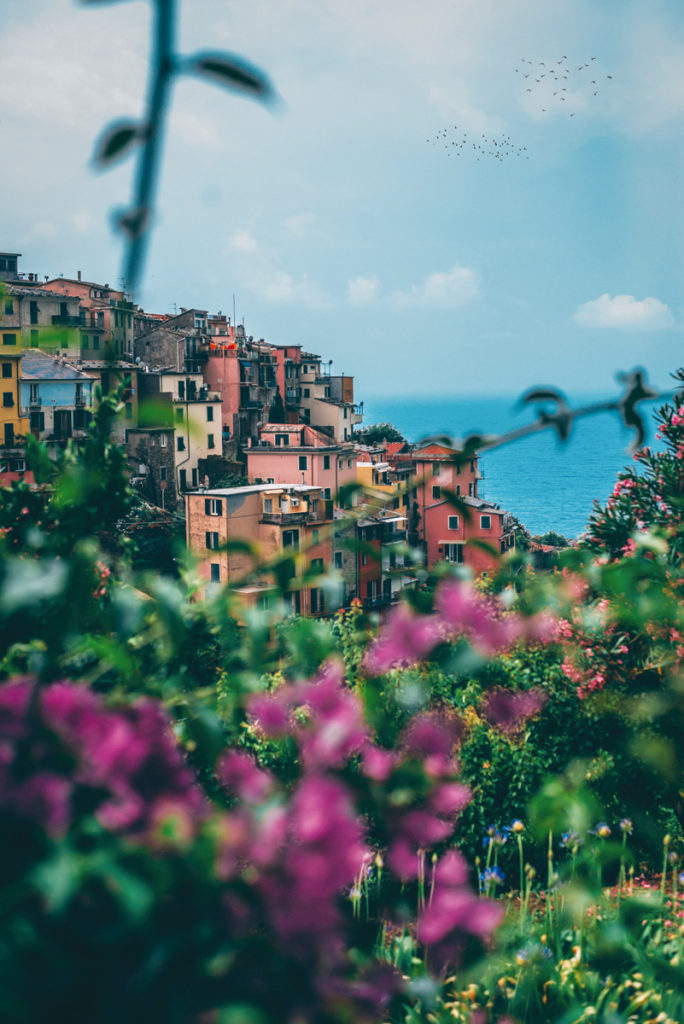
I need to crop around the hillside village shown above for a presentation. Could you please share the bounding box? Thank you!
[0,250,515,610]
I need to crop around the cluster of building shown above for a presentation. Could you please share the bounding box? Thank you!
[0,250,515,612]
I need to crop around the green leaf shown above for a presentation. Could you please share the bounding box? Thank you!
[186,52,274,102]
[93,120,141,166]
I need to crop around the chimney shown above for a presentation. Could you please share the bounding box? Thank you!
[77,270,81,282]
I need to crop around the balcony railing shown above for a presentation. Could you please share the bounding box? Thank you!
[261,510,311,525]
[51,315,81,327]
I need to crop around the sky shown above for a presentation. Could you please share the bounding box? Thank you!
[2,0,684,398]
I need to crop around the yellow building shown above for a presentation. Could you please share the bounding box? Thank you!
[0,327,28,446]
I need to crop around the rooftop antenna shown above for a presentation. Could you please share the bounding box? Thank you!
[232,293,236,330]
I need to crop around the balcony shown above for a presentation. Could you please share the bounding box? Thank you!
[261,510,311,525]
[51,315,81,327]
[383,528,407,542]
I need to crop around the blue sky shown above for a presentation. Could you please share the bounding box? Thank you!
[2,0,684,397]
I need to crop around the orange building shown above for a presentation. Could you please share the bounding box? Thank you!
[186,483,332,614]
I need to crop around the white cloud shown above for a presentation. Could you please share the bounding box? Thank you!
[347,275,380,306]
[389,265,480,309]
[284,212,316,236]
[573,293,674,330]
[230,229,259,252]
[241,267,332,309]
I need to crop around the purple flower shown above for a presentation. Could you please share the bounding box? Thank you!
[436,579,520,654]
[417,848,503,967]
[480,688,546,734]
[363,605,445,674]
[218,751,273,803]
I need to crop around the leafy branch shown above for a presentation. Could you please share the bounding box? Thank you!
[88,0,275,297]
[420,369,674,461]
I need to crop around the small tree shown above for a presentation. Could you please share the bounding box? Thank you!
[268,386,286,424]
[354,421,405,445]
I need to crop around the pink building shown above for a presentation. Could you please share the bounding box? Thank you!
[391,443,515,572]
[245,424,358,504]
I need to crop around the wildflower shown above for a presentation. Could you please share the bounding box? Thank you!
[481,865,505,887]
[511,819,525,834]
[619,818,633,834]
[595,822,611,839]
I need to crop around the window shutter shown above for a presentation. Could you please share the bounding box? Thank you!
[205,498,211,515]
[216,500,223,516]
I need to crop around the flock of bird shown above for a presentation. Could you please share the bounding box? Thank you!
[426,128,529,161]
[427,56,614,163]
[516,55,613,117]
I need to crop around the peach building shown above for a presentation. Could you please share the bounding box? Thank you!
[186,483,333,614]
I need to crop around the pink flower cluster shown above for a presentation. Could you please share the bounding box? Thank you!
[0,678,205,837]
[557,601,630,699]
[363,579,557,675]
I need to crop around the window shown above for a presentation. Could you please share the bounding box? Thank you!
[312,529,319,545]
[210,563,220,582]
[179,469,187,490]
[177,436,185,451]
[30,330,38,344]
[282,529,299,550]
[303,388,310,398]
[208,434,215,449]
[275,433,290,446]
[205,498,223,516]
[298,455,307,470]
[205,531,219,549]
[347,459,352,468]
[311,557,324,572]
[468,482,474,496]
[480,515,492,530]
[178,380,185,399]
[82,334,89,349]
[176,407,184,422]
[160,466,167,481]
[311,499,319,516]
[362,552,368,566]
[160,434,167,448]
[432,485,441,500]
[4,423,14,445]
[29,301,38,325]
[1,363,11,379]
[470,459,476,472]
[93,335,100,350]
[393,497,400,510]
[433,462,441,475]
[448,515,460,530]
[456,484,461,496]
[444,543,463,563]
[323,455,330,470]
[324,387,330,398]
[310,588,320,614]
[2,333,17,346]
[4,299,13,314]
[264,498,273,513]
[334,551,343,569]
[323,487,331,500]
[192,468,198,488]
[207,406,214,421]
[125,402,133,419]
[3,393,13,407]
[343,407,348,418]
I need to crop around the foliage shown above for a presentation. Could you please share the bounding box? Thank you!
[586,369,684,559]
[355,422,406,445]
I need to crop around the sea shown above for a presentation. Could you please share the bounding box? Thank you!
[362,394,664,539]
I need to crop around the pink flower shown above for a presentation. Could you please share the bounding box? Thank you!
[363,604,445,674]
